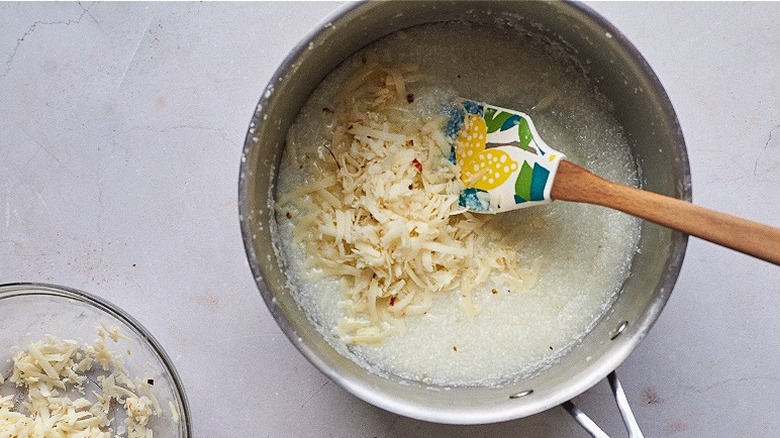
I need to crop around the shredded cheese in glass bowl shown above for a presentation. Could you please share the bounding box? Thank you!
[0,283,190,437]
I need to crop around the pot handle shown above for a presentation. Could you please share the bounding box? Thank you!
[561,371,644,438]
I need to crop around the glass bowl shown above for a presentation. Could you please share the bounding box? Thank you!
[0,282,191,437]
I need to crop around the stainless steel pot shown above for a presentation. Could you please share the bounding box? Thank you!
[239,0,690,428]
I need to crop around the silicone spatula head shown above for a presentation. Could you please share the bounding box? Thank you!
[446,99,565,213]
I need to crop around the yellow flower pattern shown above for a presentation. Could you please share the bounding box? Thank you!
[456,115,519,191]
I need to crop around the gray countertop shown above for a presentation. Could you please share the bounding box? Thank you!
[1,2,778,437]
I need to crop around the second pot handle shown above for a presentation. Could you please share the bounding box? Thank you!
[561,371,644,438]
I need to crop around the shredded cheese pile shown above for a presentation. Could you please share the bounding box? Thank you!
[279,60,530,345]
[0,324,163,437]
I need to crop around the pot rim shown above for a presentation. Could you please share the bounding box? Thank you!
[238,0,690,424]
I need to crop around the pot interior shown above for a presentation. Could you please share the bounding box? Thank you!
[239,0,689,424]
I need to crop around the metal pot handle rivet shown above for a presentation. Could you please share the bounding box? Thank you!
[610,320,629,340]
[508,389,534,399]
[562,371,644,438]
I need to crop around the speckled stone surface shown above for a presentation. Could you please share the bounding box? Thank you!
[1,2,778,436]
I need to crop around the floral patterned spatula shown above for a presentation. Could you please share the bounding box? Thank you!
[447,99,780,265]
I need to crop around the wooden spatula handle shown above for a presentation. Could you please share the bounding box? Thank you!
[551,160,780,265]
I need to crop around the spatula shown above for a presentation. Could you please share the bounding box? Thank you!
[447,99,780,265]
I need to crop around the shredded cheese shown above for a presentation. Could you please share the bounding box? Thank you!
[283,61,529,345]
[0,325,164,437]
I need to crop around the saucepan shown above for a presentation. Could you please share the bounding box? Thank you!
[239,1,689,433]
